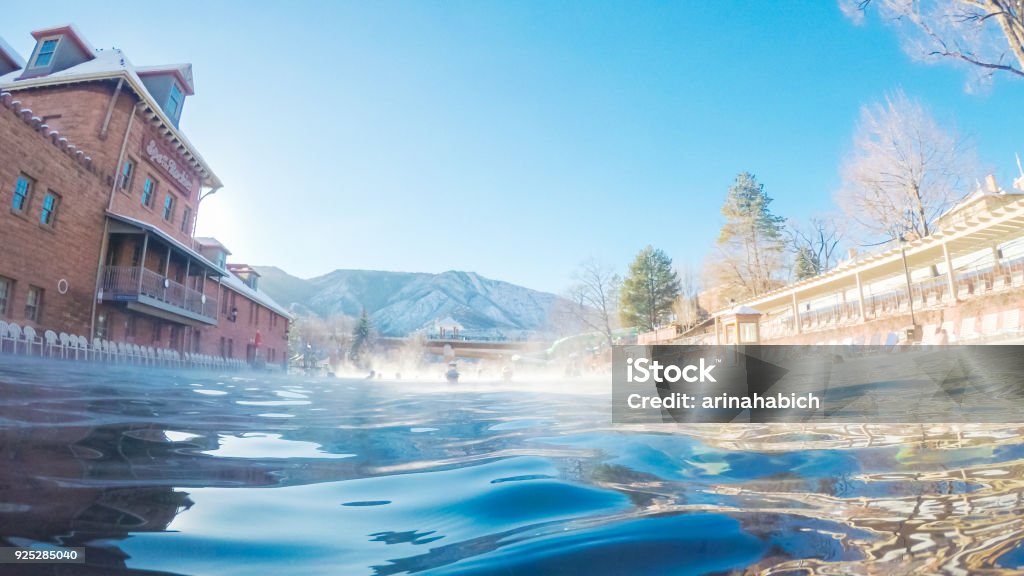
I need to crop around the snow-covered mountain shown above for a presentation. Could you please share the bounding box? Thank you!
[253,266,559,336]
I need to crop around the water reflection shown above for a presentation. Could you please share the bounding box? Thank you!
[1,357,1024,574]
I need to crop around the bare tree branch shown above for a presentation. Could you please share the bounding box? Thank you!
[846,0,1024,86]
[836,89,979,243]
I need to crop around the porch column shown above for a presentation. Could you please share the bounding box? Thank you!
[201,269,208,317]
[942,241,958,303]
[163,245,172,301]
[855,272,866,321]
[714,315,720,344]
[791,292,801,335]
[138,233,149,294]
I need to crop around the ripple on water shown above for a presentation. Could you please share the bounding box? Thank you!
[202,433,354,459]
[4,358,1024,576]
[236,400,310,406]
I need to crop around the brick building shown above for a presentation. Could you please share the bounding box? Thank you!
[0,24,290,367]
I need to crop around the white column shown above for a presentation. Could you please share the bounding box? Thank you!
[791,292,801,335]
[943,241,958,303]
[855,272,866,321]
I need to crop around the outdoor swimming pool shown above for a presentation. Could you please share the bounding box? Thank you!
[1,357,1024,575]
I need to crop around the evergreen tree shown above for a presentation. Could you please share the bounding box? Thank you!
[793,246,819,280]
[713,172,788,298]
[349,308,372,365]
[619,246,681,332]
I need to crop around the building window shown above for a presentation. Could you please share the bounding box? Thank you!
[39,191,60,227]
[11,174,34,213]
[126,315,137,338]
[221,287,229,314]
[739,322,758,343]
[180,207,192,233]
[165,83,184,118]
[33,38,58,68]
[141,177,156,207]
[153,322,163,343]
[162,194,175,222]
[227,338,234,358]
[120,159,135,192]
[219,336,226,357]
[24,285,42,322]
[0,276,11,316]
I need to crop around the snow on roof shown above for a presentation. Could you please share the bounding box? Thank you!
[435,316,463,329]
[732,305,761,315]
[227,263,261,276]
[193,236,232,254]
[31,24,95,57]
[137,63,195,95]
[0,40,221,189]
[0,36,25,69]
[220,270,293,320]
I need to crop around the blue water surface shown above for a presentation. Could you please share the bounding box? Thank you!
[0,357,1022,575]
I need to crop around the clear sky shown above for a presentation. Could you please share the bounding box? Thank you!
[4,2,1023,293]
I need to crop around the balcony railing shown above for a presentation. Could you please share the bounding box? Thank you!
[101,265,218,322]
[755,254,1024,341]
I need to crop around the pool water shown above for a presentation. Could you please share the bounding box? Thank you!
[2,357,1024,575]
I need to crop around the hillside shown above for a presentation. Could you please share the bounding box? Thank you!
[253,266,560,337]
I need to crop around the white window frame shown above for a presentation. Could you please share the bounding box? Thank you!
[32,37,60,68]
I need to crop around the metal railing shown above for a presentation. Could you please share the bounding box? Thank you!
[759,255,1024,341]
[101,266,218,320]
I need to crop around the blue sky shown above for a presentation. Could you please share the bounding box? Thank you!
[4,2,1023,293]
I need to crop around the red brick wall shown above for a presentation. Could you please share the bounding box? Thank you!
[0,94,108,335]
[196,276,290,367]
[10,83,199,246]
[2,83,288,366]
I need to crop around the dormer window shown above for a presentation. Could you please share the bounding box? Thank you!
[33,38,58,68]
[164,83,183,119]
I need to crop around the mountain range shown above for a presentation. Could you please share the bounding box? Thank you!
[252,266,561,337]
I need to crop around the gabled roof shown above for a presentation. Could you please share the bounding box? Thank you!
[0,30,221,189]
[435,316,463,329]
[227,263,261,277]
[31,24,95,56]
[137,63,195,95]
[220,270,293,319]
[194,237,232,254]
[0,36,24,70]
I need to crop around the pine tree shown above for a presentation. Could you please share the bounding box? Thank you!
[349,308,372,365]
[619,246,681,332]
[714,172,788,297]
[793,246,819,280]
